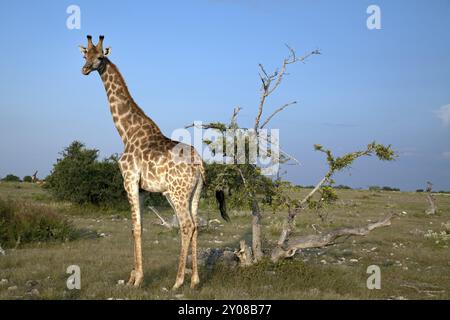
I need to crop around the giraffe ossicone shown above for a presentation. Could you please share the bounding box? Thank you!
[79,35,229,289]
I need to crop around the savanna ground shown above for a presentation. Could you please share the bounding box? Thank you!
[0,181,449,300]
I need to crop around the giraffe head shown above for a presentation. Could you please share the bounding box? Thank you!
[79,35,111,75]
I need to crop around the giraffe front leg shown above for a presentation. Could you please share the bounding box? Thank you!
[124,175,144,287]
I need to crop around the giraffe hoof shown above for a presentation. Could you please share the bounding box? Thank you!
[126,270,136,286]
[172,282,183,291]
[190,279,200,289]
[127,270,144,287]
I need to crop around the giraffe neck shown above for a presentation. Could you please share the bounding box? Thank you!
[99,59,162,145]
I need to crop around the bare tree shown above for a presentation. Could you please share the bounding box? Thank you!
[425,181,437,215]
[244,46,321,261]
[187,46,397,266]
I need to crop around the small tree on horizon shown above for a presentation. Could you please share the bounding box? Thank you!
[1,174,21,182]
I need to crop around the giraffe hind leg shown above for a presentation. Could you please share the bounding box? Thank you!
[189,176,202,289]
[167,191,195,290]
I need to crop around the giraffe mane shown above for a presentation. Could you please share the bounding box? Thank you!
[107,59,155,124]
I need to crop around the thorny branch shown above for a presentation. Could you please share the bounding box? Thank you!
[274,143,395,252]
[230,106,242,129]
[254,47,321,132]
[148,206,173,229]
[276,175,330,247]
[260,101,297,129]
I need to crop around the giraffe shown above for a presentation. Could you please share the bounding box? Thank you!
[79,35,229,289]
[31,171,38,183]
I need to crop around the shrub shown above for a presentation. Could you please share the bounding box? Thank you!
[45,141,167,208]
[45,141,126,206]
[0,198,76,248]
[335,185,352,190]
[416,189,424,193]
[23,176,33,183]
[368,186,381,192]
[382,186,400,192]
[2,174,21,182]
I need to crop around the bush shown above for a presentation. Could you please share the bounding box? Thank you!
[23,176,33,183]
[45,141,167,208]
[416,189,424,193]
[335,185,352,190]
[45,141,127,206]
[2,174,21,182]
[382,186,400,192]
[368,186,381,192]
[0,198,76,248]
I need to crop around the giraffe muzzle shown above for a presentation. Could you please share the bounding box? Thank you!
[82,66,92,75]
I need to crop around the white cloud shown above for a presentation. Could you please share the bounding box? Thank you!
[443,151,450,159]
[435,104,450,126]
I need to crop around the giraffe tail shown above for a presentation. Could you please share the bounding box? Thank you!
[199,163,207,184]
[197,161,230,222]
[215,190,230,222]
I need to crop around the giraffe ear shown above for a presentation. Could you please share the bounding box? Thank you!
[103,46,111,56]
[79,45,87,55]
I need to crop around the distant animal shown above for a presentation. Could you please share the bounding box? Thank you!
[31,171,38,183]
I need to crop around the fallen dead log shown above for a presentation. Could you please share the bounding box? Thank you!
[270,212,397,262]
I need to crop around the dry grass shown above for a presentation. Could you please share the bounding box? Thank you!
[0,182,449,300]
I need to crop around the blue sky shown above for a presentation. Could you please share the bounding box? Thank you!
[0,0,449,191]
